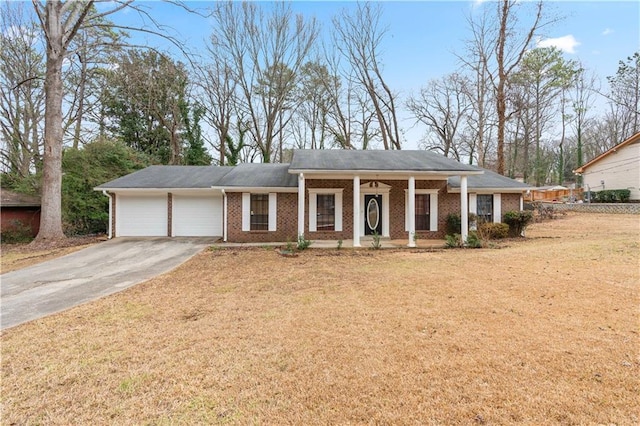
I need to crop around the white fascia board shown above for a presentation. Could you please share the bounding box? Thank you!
[95,187,217,193]
[211,186,297,193]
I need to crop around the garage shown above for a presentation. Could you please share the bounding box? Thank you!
[116,193,168,237]
[172,194,222,237]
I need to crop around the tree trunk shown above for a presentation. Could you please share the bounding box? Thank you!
[35,0,66,241]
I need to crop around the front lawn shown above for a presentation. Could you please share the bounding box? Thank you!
[1,213,638,424]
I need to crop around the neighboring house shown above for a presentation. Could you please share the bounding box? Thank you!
[95,150,531,246]
[574,132,640,201]
[0,189,41,237]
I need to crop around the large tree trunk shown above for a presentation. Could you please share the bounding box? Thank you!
[35,0,66,242]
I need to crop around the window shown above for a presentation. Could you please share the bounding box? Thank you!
[309,189,343,232]
[415,194,430,231]
[250,194,269,230]
[316,194,335,231]
[477,194,493,223]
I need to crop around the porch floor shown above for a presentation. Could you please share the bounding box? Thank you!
[214,237,446,249]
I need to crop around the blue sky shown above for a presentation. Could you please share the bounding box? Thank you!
[109,1,640,146]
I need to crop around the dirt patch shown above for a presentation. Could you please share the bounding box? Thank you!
[1,213,639,424]
[1,235,104,274]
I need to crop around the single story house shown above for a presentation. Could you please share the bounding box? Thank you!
[95,150,531,246]
[0,189,41,237]
[574,131,640,201]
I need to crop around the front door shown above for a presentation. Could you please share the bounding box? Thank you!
[364,194,383,235]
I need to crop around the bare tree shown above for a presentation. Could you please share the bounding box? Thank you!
[605,52,640,142]
[570,66,597,186]
[407,73,471,160]
[209,1,318,163]
[0,2,45,180]
[332,2,401,150]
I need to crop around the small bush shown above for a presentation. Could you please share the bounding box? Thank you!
[465,231,483,248]
[478,222,509,239]
[297,234,312,250]
[445,233,462,248]
[503,210,534,237]
[1,219,34,243]
[370,231,382,249]
[445,213,461,236]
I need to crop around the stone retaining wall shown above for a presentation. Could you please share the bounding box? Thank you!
[539,202,640,214]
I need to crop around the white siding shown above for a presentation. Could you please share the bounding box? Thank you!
[582,141,640,200]
[172,195,223,236]
[116,194,167,237]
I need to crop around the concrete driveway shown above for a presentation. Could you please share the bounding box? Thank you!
[1,237,215,330]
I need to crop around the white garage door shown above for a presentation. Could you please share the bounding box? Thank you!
[116,194,167,237]
[172,195,223,237]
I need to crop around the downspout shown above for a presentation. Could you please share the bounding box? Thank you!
[102,190,112,239]
[222,189,228,242]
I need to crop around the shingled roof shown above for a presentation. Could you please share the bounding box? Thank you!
[95,166,234,189]
[215,163,297,187]
[448,168,532,191]
[0,189,41,207]
[288,150,482,174]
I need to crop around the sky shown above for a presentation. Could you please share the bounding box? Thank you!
[104,0,640,147]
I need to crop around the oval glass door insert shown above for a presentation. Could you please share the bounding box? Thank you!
[367,198,380,230]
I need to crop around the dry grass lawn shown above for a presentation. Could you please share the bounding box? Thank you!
[1,213,639,425]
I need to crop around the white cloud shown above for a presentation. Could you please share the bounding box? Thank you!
[602,28,614,36]
[536,35,581,54]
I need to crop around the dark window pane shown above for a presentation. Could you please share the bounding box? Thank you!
[250,194,269,230]
[477,194,493,223]
[415,194,430,231]
[317,194,335,231]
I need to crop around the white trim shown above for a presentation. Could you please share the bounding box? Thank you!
[430,193,438,231]
[97,188,220,193]
[242,193,250,232]
[269,193,277,231]
[469,193,477,215]
[309,191,317,232]
[213,186,297,193]
[520,195,524,211]
[353,176,361,247]
[298,174,305,238]
[360,183,390,237]
[404,189,439,232]
[460,176,468,242]
[493,193,502,223]
[335,192,343,232]
[408,176,416,247]
[222,190,228,242]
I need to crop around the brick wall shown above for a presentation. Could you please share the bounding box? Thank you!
[226,192,299,243]
[226,182,526,243]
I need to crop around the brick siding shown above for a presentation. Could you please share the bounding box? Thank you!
[226,181,525,243]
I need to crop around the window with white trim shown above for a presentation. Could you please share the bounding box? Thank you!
[309,189,343,232]
[242,193,277,231]
[405,189,439,232]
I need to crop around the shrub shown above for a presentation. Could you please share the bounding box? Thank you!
[503,210,534,237]
[1,219,33,243]
[370,231,382,249]
[591,189,631,203]
[465,231,483,248]
[297,234,312,250]
[478,222,509,239]
[445,213,461,236]
[445,233,462,248]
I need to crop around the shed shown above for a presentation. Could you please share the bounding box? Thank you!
[1,189,41,238]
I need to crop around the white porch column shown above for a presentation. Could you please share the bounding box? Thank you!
[106,191,112,239]
[298,173,305,238]
[460,175,468,243]
[353,175,361,247]
[222,189,228,242]
[408,176,416,247]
